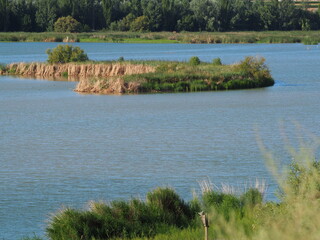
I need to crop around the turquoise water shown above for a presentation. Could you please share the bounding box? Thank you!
[0,43,320,239]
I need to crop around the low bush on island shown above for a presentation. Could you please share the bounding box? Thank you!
[46,45,88,64]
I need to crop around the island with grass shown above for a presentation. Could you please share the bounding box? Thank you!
[0,45,274,94]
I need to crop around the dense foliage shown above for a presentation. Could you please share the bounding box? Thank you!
[189,56,201,66]
[46,188,197,239]
[46,45,88,63]
[0,0,320,32]
[46,186,264,240]
[54,16,82,32]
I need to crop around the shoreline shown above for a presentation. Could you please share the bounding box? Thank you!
[0,31,319,45]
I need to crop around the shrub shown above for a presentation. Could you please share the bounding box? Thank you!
[46,45,89,64]
[47,187,196,240]
[286,160,320,199]
[46,208,107,240]
[120,14,136,31]
[240,188,263,208]
[202,191,242,216]
[237,56,269,78]
[54,16,82,33]
[146,187,193,227]
[189,56,200,66]
[0,63,6,71]
[118,56,125,62]
[212,57,222,65]
[130,16,150,32]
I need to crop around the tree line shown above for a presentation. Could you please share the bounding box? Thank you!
[0,0,319,32]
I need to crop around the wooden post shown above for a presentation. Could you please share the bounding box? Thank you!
[205,225,208,240]
[199,211,209,240]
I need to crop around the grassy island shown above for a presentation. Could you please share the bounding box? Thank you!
[0,56,274,94]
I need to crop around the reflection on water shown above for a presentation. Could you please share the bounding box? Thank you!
[0,43,320,239]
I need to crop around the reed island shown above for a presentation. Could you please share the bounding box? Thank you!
[0,45,274,94]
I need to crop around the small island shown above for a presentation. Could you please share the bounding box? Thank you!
[0,57,274,95]
[0,45,274,94]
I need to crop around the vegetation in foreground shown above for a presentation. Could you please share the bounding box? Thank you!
[1,30,320,45]
[23,137,320,240]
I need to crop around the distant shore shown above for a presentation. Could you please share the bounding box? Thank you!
[0,57,274,94]
[0,31,319,45]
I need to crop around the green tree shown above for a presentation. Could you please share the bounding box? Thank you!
[46,45,89,64]
[161,0,176,31]
[35,0,58,31]
[57,0,72,17]
[6,0,36,31]
[0,0,9,31]
[176,0,196,31]
[142,0,162,31]
[130,0,142,17]
[54,16,82,32]
[101,0,112,28]
[130,15,150,31]
[256,0,279,30]
[231,0,261,31]
[278,0,297,30]
[190,0,217,31]
[215,0,234,31]
[111,13,135,31]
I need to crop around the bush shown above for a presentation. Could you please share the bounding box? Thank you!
[189,56,201,66]
[240,188,263,208]
[286,160,320,199]
[130,16,150,32]
[237,56,269,78]
[202,191,241,217]
[212,57,222,65]
[54,16,82,33]
[111,14,135,31]
[46,187,196,240]
[146,187,193,227]
[118,56,125,62]
[0,63,6,71]
[46,45,89,64]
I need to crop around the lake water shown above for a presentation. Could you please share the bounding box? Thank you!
[1,43,320,239]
